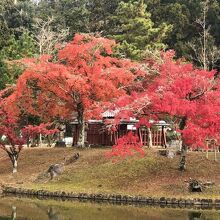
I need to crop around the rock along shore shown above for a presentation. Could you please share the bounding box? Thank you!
[2,186,220,210]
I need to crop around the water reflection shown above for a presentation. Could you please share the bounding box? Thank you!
[47,207,61,220]
[0,197,219,220]
[188,212,203,220]
[11,206,16,220]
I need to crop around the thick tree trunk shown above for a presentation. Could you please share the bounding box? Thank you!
[6,146,21,173]
[77,103,86,148]
[1,146,22,174]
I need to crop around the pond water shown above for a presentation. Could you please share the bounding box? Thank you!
[0,197,220,220]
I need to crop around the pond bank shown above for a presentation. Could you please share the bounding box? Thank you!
[1,148,220,201]
[2,186,220,210]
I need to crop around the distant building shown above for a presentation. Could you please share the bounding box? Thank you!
[65,110,170,147]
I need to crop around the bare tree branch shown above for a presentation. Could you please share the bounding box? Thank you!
[33,17,69,55]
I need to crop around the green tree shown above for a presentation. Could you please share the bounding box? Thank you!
[147,0,220,62]
[36,0,90,38]
[0,30,37,88]
[187,0,220,70]
[1,0,35,38]
[0,0,36,89]
[86,0,121,33]
[108,0,172,60]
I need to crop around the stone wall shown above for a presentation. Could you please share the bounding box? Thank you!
[2,186,220,210]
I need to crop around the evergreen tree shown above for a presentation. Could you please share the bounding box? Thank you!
[0,31,37,88]
[36,0,90,38]
[108,0,172,60]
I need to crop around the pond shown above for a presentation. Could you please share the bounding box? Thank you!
[0,196,220,220]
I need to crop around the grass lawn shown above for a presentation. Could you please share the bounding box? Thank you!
[0,147,220,198]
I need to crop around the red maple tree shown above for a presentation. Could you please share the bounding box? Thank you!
[105,131,144,162]
[15,34,144,147]
[115,51,220,170]
[0,87,25,173]
[0,86,60,173]
[22,123,58,147]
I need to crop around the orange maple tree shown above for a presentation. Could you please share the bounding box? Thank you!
[15,34,144,147]
[0,86,60,173]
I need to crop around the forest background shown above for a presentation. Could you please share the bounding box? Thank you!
[0,0,220,89]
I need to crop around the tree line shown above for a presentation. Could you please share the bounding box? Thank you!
[0,0,220,173]
[0,0,219,89]
[1,34,220,173]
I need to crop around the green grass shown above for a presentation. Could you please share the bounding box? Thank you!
[0,148,220,198]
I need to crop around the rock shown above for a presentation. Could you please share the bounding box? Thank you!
[47,164,65,180]
[178,199,186,207]
[171,198,178,204]
[215,199,220,205]
[159,150,167,156]
[121,196,128,202]
[35,153,80,182]
[159,149,176,158]
[160,197,166,204]
[188,179,203,192]
[188,212,202,219]
[167,151,175,158]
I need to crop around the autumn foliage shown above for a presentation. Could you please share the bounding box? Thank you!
[15,34,144,147]
[0,87,25,173]
[105,132,144,161]
[22,123,58,140]
[146,51,220,149]
[0,87,59,173]
[106,51,220,165]
[0,33,219,170]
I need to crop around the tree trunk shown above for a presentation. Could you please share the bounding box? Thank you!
[3,146,21,174]
[12,157,18,173]
[46,135,52,147]
[77,103,86,148]
[178,116,187,171]
[179,143,187,171]
[214,149,217,161]
[11,206,17,220]
[162,126,168,148]
[39,133,42,147]
[139,128,143,146]
[147,127,153,148]
[27,136,30,148]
